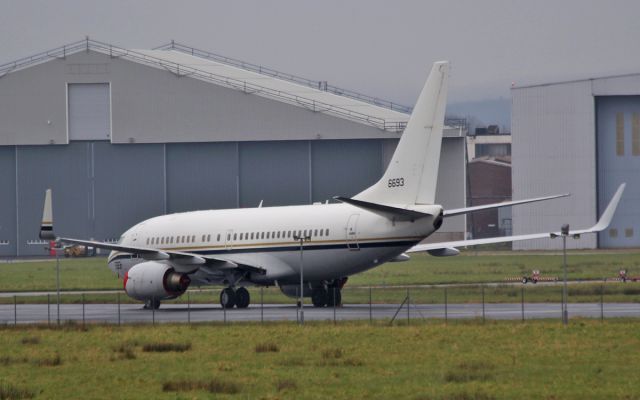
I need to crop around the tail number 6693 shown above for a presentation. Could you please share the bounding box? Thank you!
[387,178,405,188]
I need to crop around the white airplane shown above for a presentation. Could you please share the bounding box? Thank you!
[39,61,625,310]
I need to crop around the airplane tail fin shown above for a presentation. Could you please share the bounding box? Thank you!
[354,61,450,205]
[39,189,56,241]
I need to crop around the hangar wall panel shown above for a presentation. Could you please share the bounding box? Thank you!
[0,58,69,145]
[512,81,597,249]
[311,140,382,202]
[92,143,165,241]
[239,141,310,207]
[595,96,640,248]
[0,147,16,256]
[166,142,239,212]
[68,83,111,140]
[16,143,91,256]
[435,138,466,237]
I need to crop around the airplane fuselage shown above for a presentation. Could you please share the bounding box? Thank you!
[108,202,441,287]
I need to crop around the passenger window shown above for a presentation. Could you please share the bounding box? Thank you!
[217,234,220,241]
[161,237,165,245]
[250,233,254,240]
[233,233,237,240]
[261,232,264,239]
[192,235,196,242]
[227,233,230,241]
[319,229,323,237]
[325,229,329,236]
[314,229,318,236]
[276,232,280,239]
[240,233,244,240]
[207,234,211,242]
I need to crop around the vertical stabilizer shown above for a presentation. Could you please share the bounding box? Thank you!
[354,61,449,205]
[39,189,56,240]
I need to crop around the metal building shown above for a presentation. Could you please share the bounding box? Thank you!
[512,74,640,249]
[0,39,466,257]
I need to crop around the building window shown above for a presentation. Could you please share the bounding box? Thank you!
[609,228,618,238]
[616,112,625,156]
[625,228,634,238]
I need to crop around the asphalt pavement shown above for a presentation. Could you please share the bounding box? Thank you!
[1,302,638,325]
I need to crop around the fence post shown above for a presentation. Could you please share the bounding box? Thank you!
[117,293,121,326]
[407,288,410,325]
[521,286,525,322]
[260,287,264,324]
[369,287,372,325]
[223,300,227,324]
[444,287,448,323]
[600,283,604,321]
[481,286,485,322]
[47,294,50,326]
[187,292,191,324]
[82,294,85,327]
[152,297,155,326]
[14,296,17,325]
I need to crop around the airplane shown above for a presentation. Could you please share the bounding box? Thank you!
[39,61,626,310]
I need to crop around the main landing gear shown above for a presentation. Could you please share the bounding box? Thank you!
[220,287,250,309]
[311,286,342,308]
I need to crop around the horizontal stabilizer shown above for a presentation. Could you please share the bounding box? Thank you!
[334,196,431,220]
[410,183,625,254]
[444,193,570,217]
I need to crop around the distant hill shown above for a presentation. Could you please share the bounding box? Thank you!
[447,98,511,133]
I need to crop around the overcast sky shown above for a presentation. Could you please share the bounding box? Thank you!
[1,0,640,105]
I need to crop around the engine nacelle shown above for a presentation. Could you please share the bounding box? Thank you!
[123,261,191,301]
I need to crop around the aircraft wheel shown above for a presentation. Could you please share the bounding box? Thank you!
[326,287,342,307]
[521,277,528,284]
[144,298,161,310]
[220,288,236,309]
[235,287,250,309]
[311,288,328,308]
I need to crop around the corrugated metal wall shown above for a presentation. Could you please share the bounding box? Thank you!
[166,142,239,212]
[2,137,465,256]
[596,96,640,248]
[511,81,597,250]
[0,147,16,256]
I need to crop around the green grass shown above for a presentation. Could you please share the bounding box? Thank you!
[2,250,640,293]
[0,320,639,399]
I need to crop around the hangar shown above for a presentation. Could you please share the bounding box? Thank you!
[0,38,466,257]
[512,73,640,249]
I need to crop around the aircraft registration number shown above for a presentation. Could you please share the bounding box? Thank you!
[387,178,405,188]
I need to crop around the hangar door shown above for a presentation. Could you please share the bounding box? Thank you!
[68,83,111,140]
[596,96,640,248]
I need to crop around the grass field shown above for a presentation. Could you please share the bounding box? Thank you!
[0,320,639,399]
[2,250,640,292]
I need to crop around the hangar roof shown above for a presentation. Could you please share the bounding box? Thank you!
[0,38,412,132]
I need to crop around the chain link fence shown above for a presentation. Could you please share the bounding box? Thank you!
[1,282,639,326]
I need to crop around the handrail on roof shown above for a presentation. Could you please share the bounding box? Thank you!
[153,40,414,114]
[0,38,409,133]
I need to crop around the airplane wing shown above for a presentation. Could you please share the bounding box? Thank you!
[443,193,569,217]
[57,237,267,275]
[409,183,625,256]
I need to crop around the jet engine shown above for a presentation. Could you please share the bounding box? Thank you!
[123,261,191,301]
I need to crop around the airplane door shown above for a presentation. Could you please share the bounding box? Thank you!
[225,229,234,250]
[346,214,360,250]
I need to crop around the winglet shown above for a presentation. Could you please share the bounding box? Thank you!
[589,183,625,232]
[39,189,56,240]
